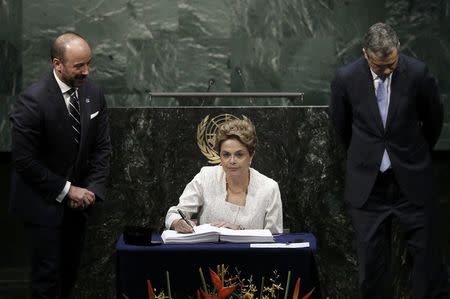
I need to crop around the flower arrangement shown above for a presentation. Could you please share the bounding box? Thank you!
[122,264,315,299]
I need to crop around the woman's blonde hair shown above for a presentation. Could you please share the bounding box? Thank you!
[214,118,257,155]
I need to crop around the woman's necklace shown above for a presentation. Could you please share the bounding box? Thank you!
[225,172,250,205]
[226,183,248,195]
[225,183,247,206]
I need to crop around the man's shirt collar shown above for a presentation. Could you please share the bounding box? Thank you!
[53,69,73,94]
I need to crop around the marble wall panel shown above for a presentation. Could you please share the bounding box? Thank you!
[387,0,450,93]
[68,106,449,298]
[72,106,357,298]
[0,96,14,149]
[21,0,74,88]
[13,0,450,97]
[178,0,231,39]
[0,41,21,96]
[1,0,450,150]
[436,94,450,150]
[0,0,21,45]
[0,0,21,152]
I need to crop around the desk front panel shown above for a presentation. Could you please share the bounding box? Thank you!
[117,233,321,299]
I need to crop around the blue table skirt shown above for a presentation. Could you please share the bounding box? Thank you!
[117,233,321,299]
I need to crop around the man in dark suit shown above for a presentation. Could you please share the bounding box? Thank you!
[10,32,111,298]
[330,23,448,298]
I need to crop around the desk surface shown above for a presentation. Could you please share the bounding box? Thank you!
[116,233,321,299]
[117,232,317,251]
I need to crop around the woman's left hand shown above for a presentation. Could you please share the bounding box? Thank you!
[210,221,240,230]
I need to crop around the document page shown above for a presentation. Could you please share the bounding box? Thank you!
[218,227,274,243]
[250,242,310,248]
[161,224,220,244]
[161,224,274,244]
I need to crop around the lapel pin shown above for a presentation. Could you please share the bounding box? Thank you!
[85,98,90,103]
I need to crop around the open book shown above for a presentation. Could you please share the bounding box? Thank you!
[161,224,274,244]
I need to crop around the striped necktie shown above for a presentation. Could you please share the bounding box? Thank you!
[68,88,81,146]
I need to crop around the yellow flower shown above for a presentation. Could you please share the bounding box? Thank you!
[241,293,254,299]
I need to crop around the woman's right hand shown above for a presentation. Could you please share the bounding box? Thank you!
[171,219,195,233]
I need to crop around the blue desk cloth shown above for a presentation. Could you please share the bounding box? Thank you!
[116,233,321,299]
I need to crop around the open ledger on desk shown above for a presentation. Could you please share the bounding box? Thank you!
[161,223,274,244]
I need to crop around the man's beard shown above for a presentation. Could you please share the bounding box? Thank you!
[70,75,87,87]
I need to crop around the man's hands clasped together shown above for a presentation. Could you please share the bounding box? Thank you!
[67,185,95,210]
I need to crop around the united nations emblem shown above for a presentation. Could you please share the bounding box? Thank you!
[197,114,245,164]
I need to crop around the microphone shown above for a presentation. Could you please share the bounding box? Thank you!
[206,78,215,92]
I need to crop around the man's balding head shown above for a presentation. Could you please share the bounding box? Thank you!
[50,32,90,63]
[52,32,92,87]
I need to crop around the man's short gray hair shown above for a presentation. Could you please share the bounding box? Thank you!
[363,23,400,58]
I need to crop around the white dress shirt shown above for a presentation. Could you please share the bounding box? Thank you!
[52,69,76,202]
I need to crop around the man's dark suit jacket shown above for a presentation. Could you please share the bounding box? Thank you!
[330,54,443,208]
[10,72,111,227]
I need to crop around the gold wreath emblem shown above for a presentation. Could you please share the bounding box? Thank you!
[197,114,243,164]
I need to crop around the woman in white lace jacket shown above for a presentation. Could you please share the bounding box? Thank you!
[165,118,283,234]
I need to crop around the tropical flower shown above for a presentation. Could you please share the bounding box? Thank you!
[123,265,315,299]
[197,268,237,299]
[292,277,315,299]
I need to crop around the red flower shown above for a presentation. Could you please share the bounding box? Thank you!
[293,278,301,299]
[302,287,315,299]
[197,269,236,299]
[146,279,155,299]
[292,277,315,299]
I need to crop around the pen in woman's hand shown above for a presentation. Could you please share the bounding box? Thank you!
[177,209,195,231]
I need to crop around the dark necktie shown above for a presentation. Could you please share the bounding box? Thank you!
[376,77,391,171]
[68,88,81,146]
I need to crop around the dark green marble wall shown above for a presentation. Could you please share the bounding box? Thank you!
[75,106,447,299]
[1,0,450,298]
[0,0,21,150]
[81,106,354,298]
[0,0,449,150]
